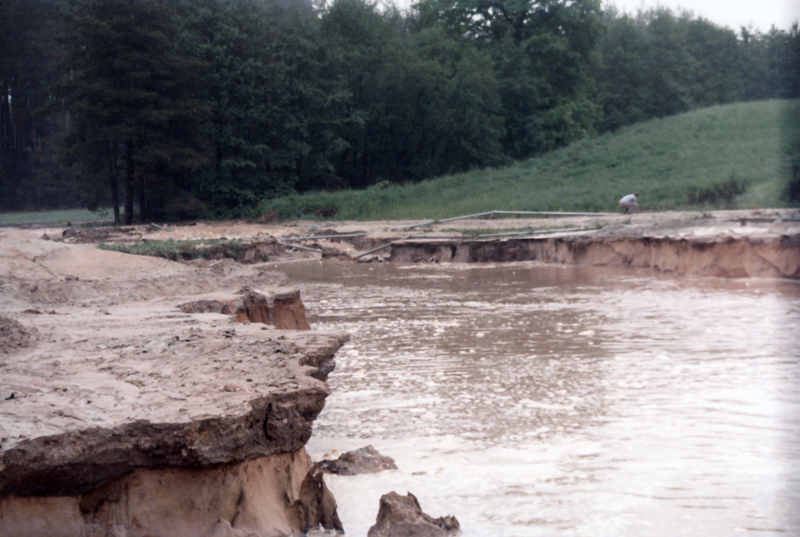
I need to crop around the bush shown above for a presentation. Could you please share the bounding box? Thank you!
[686,175,748,207]
[787,163,800,202]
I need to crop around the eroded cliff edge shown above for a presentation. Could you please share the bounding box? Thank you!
[387,215,800,279]
[0,238,347,537]
[390,232,800,278]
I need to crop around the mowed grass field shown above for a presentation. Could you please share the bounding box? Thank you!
[0,208,113,226]
[261,99,799,220]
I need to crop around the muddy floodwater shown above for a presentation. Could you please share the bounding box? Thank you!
[281,261,800,537]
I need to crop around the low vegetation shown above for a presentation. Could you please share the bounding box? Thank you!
[98,239,256,262]
[0,209,112,227]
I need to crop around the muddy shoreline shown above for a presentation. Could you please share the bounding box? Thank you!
[1,208,799,535]
[388,233,800,278]
[5,208,799,279]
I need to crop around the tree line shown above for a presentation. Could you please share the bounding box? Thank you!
[2,0,799,222]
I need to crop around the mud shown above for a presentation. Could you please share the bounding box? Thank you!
[319,445,398,475]
[1,451,338,537]
[179,288,311,331]
[367,492,460,537]
[0,237,347,536]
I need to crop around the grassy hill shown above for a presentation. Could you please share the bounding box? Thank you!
[261,99,799,220]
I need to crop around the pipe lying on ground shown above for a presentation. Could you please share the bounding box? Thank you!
[280,233,368,242]
[491,211,614,217]
[453,227,594,240]
[277,241,322,253]
[403,227,595,241]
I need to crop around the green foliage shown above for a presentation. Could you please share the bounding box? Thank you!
[416,0,603,158]
[58,0,209,224]
[0,0,75,211]
[181,0,343,216]
[595,8,800,133]
[260,100,795,219]
[686,175,748,207]
[319,0,507,187]
[259,178,442,220]
[783,101,800,202]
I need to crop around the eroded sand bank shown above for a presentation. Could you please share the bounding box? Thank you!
[0,238,346,536]
[1,208,798,535]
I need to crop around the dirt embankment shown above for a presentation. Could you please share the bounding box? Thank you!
[14,209,800,277]
[390,232,800,278]
[0,238,346,536]
[305,209,799,279]
[7,208,799,279]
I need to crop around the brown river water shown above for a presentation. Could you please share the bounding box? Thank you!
[280,261,800,537]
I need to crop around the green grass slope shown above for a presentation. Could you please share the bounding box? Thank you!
[261,99,798,220]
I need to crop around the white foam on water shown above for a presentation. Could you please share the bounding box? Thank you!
[288,262,800,537]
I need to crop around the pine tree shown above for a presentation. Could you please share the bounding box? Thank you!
[0,0,71,211]
[59,0,207,223]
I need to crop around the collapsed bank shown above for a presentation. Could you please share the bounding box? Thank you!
[0,238,347,536]
[386,230,800,279]
[300,209,800,279]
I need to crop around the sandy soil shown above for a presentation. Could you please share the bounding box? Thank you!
[0,229,353,504]
[0,208,797,479]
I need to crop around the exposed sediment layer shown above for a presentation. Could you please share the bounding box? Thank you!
[1,378,330,498]
[179,288,311,331]
[389,232,800,279]
[0,238,347,536]
[2,452,319,537]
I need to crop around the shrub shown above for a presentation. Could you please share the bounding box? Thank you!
[686,175,748,207]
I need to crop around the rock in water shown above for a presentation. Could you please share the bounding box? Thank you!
[367,492,460,537]
[318,445,398,475]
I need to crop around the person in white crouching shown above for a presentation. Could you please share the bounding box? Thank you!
[619,193,639,213]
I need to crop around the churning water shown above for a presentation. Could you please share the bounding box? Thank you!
[281,261,800,537]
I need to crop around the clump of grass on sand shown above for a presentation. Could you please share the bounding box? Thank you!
[99,239,253,262]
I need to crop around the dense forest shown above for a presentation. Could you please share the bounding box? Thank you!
[2,0,799,222]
